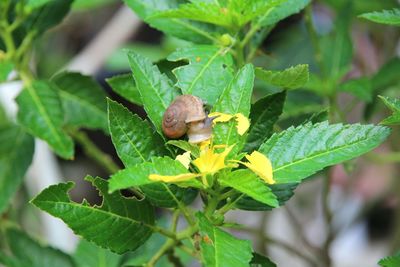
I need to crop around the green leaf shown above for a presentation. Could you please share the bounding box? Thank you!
[259,121,390,183]
[73,239,121,267]
[359,8,400,26]
[16,80,74,159]
[213,64,254,155]
[0,125,34,214]
[167,140,200,158]
[372,58,400,90]
[379,96,400,125]
[235,183,298,211]
[2,228,74,267]
[197,212,253,267]
[0,58,13,82]
[255,65,309,89]
[31,176,155,254]
[168,45,234,105]
[140,183,198,208]
[127,51,179,135]
[52,72,108,132]
[152,2,234,28]
[379,252,400,267]
[244,91,286,152]
[124,0,218,43]
[339,78,373,102]
[220,170,278,207]
[106,74,142,106]
[109,156,202,192]
[107,99,167,167]
[250,253,277,267]
[258,0,311,26]
[72,0,115,10]
[26,0,52,10]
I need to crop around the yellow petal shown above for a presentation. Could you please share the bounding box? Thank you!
[193,145,234,174]
[234,113,250,135]
[208,112,233,124]
[149,173,200,183]
[176,151,191,169]
[242,151,275,184]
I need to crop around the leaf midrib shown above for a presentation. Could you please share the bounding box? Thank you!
[59,90,106,119]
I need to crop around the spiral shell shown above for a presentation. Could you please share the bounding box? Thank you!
[162,95,210,142]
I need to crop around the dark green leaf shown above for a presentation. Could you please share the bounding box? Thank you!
[2,228,74,267]
[303,109,329,124]
[0,125,34,214]
[259,121,390,183]
[213,64,254,156]
[52,72,108,132]
[167,140,200,158]
[258,0,311,26]
[220,170,278,207]
[255,65,309,89]
[16,80,74,159]
[359,8,400,26]
[250,253,277,267]
[371,58,400,90]
[379,96,400,125]
[244,91,286,152]
[197,212,253,267]
[235,183,298,211]
[127,51,179,135]
[168,45,234,105]
[140,183,198,208]
[339,78,373,102]
[73,239,121,267]
[107,99,167,167]
[31,176,155,254]
[124,0,218,43]
[106,74,142,106]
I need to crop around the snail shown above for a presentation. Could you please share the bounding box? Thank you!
[162,95,213,143]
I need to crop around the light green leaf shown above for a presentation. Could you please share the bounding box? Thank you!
[258,0,311,26]
[250,253,277,267]
[168,45,234,105]
[255,65,309,89]
[359,8,400,26]
[236,183,298,211]
[244,91,286,152]
[16,80,74,159]
[379,252,400,267]
[220,170,278,207]
[167,140,200,158]
[127,51,179,135]
[0,59,13,82]
[124,0,218,43]
[379,96,400,125]
[72,0,115,10]
[106,74,142,106]
[197,212,253,267]
[107,99,167,167]
[259,121,390,183]
[0,125,34,214]
[73,239,121,267]
[109,156,202,192]
[339,78,373,102]
[52,72,108,132]
[1,228,74,267]
[213,64,254,155]
[26,0,52,10]
[31,176,155,254]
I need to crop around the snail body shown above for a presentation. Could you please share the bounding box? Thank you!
[162,95,213,143]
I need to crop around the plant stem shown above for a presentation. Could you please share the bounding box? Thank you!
[147,238,176,267]
[67,129,119,174]
[170,209,180,232]
[162,184,195,226]
[321,170,333,267]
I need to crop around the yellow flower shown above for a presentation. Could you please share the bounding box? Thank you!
[176,151,191,169]
[235,151,275,184]
[149,173,200,183]
[193,144,234,174]
[209,112,250,135]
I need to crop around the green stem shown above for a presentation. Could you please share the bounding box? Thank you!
[162,184,195,226]
[321,169,333,267]
[170,209,180,232]
[67,129,120,174]
[147,238,176,267]
[215,193,244,216]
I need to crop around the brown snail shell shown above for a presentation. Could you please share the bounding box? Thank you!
[162,95,212,143]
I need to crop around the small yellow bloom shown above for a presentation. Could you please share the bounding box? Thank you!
[176,151,191,169]
[236,151,275,184]
[193,145,234,174]
[149,173,200,183]
[209,112,250,135]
